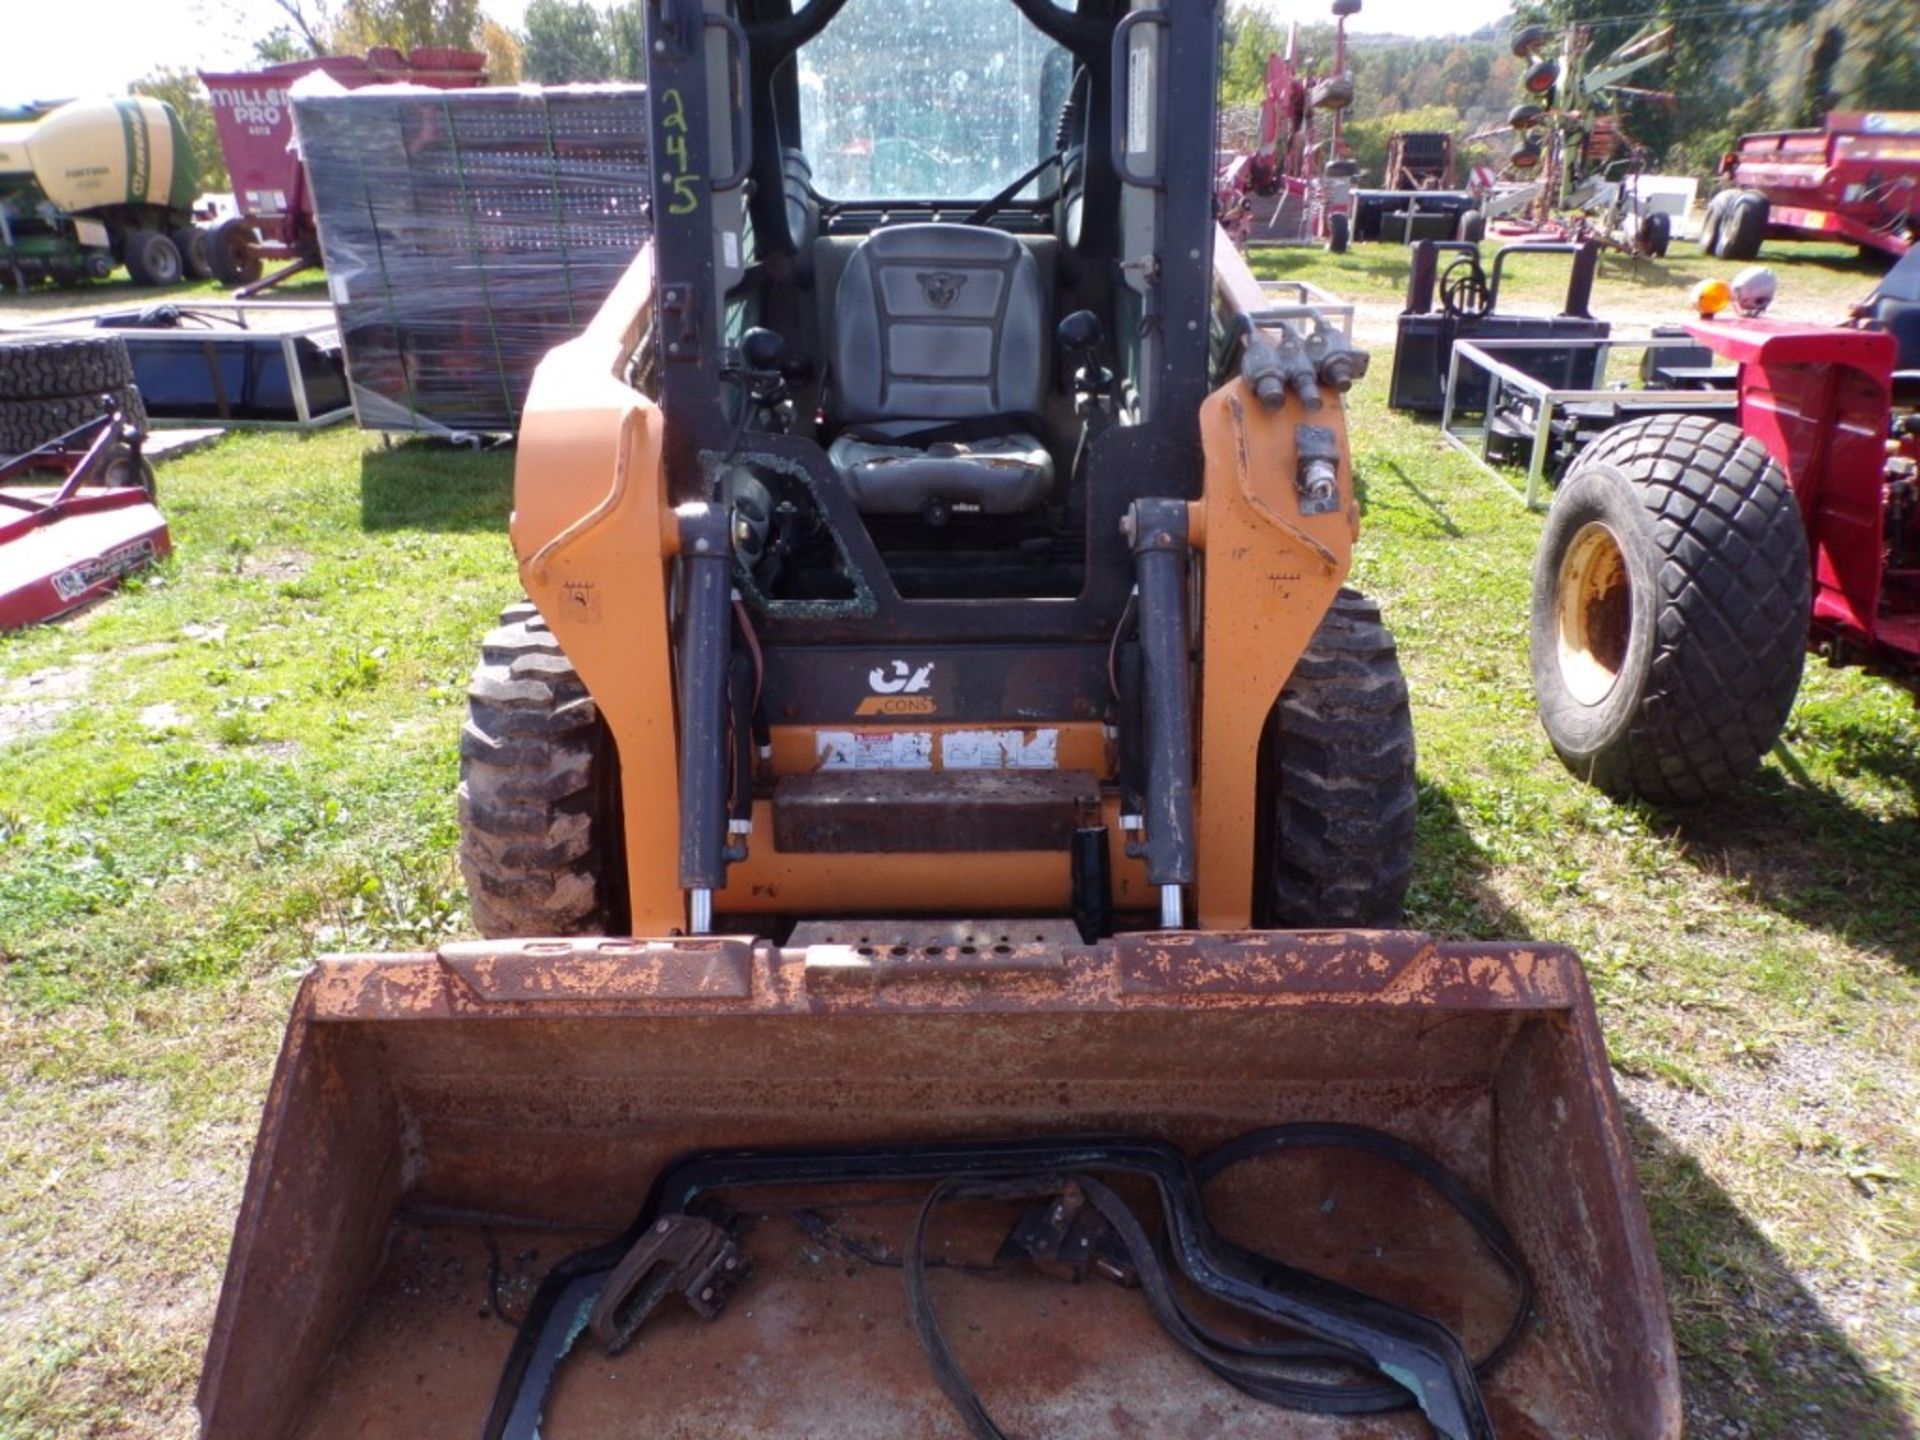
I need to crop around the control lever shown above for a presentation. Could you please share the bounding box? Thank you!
[727,327,811,433]
[1057,309,1114,414]
[739,326,787,372]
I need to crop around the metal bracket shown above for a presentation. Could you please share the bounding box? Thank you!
[660,284,701,363]
[588,1212,749,1354]
[995,1181,1139,1286]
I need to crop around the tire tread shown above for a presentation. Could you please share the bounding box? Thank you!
[458,604,618,937]
[1545,414,1807,803]
[1259,589,1418,927]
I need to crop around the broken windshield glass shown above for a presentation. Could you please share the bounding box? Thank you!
[797,0,1070,201]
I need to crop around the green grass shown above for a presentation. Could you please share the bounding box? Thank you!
[2,241,1918,1437]
[0,432,518,1437]
[0,269,331,314]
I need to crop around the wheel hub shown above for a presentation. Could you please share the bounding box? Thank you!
[1555,522,1631,705]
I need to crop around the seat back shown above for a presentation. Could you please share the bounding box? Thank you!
[1870,245,1920,373]
[829,224,1049,428]
[1872,297,1920,374]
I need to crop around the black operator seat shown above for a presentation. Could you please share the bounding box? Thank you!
[826,223,1053,517]
[1867,244,1920,397]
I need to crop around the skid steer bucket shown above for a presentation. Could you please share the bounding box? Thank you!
[198,930,1677,1440]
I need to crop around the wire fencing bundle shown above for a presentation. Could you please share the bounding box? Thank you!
[294,84,652,435]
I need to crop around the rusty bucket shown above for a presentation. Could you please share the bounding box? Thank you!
[198,929,1678,1439]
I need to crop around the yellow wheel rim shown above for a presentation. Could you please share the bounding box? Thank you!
[1555,522,1632,706]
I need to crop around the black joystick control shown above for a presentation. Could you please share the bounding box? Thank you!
[1057,309,1114,410]
[740,327,789,373]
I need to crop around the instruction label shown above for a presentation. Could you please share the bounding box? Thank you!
[941,729,1059,771]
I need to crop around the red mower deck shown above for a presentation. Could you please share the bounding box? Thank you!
[0,412,170,629]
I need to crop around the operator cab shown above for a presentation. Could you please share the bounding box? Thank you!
[641,0,1199,610]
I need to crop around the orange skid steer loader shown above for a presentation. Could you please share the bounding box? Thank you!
[197,3,1679,1437]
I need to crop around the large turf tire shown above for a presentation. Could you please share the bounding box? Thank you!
[1717,192,1768,261]
[1530,415,1809,804]
[0,335,133,400]
[0,385,146,456]
[1256,589,1417,927]
[458,603,625,938]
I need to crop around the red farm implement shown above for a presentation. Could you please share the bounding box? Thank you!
[0,408,168,629]
[1216,0,1360,250]
[1689,316,1919,681]
[197,47,487,293]
[1525,249,1920,802]
[1708,111,1920,262]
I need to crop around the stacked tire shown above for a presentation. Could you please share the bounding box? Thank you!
[0,335,147,457]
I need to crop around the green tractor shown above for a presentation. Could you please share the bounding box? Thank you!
[0,96,203,289]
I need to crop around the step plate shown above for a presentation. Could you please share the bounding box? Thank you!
[772,769,1098,853]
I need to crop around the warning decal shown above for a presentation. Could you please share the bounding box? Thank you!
[51,539,157,602]
[816,730,934,771]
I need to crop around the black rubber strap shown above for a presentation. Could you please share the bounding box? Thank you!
[902,1124,1532,1437]
[489,1127,1523,1440]
[1194,1122,1534,1387]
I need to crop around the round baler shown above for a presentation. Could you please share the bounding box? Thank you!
[0,96,200,288]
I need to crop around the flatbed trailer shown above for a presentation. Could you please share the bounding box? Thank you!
[1719,110,1920,259]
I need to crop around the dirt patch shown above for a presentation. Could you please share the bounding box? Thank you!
[0,662,95,748]
[242,552,313,584]
[139,702,187,732]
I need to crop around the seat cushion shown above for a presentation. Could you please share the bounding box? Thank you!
[828,430,1053,517]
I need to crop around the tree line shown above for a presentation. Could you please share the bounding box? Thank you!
[1223,0,1920,183]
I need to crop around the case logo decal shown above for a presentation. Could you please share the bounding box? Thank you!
[916,271,967,310]
[867,659,934,694]
[856,660,937,717]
